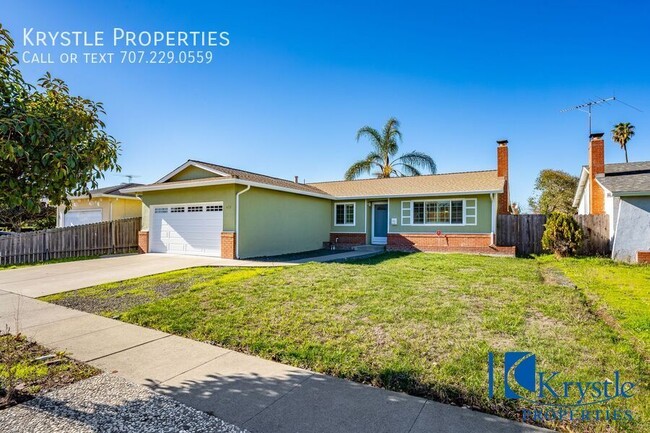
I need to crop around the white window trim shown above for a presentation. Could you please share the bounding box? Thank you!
[401,201,411,225]
[401,198,478,226]
[334,202,356,226]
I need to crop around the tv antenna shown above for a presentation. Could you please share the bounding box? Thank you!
[561,96,642,135]
[119,174,141,183]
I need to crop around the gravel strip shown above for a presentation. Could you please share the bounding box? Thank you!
[0,373,247,433]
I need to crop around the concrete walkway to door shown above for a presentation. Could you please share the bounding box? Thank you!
[0,290,551,433]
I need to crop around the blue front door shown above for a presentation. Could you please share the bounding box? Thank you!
[372,203,388,245]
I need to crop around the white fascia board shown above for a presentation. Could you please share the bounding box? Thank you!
[122,178,501,201]
[611,190,650,198]
[572,167,590,207]
[240,181,333,199]
[67,193,140,201]
[121,177,236,193]
[120,178,334,199]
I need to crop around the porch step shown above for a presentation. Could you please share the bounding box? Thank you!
[352,245,385,253]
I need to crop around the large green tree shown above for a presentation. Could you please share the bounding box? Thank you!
[0,24,120,224]
[528,169,579,214]
[611,122,635,163]
[344,117,436,180]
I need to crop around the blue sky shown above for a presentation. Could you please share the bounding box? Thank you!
[5,1,650,209]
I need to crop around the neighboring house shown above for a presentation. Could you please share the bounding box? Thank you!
[121,141,514,259]
[56,183,143,227]
[573,133,650,263]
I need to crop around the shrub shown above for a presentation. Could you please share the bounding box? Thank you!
[542,212,584,257]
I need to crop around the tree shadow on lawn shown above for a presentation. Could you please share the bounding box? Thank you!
[337,251,413,265]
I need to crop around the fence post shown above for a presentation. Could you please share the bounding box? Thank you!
[111,220,116,255]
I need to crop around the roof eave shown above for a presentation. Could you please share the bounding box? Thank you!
[121,178,334,199]
[572,167,590,207]
[329,189,503,200]
[121,177,236,193]
[67,193,140,201]
[611,190,650,197]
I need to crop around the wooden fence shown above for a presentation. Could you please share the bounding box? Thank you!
[496,214,609,256]
[0,217,141,266]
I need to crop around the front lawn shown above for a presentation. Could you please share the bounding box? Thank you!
[539,256,650,357]
[42,253,649,432]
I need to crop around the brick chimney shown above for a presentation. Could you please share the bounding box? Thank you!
[588,132,605,214]
[496,139,510,214]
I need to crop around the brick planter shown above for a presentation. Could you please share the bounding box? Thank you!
[387,233,515,256]
[330,233,366,250]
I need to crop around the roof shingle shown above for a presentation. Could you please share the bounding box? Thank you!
[190,160,326,195]
[596,161,650,194]
[307,170,504,198]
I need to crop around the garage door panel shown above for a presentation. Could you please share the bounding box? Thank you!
[150,204,223,256]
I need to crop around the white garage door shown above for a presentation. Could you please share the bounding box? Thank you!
[150,203,223,256]
[64,210,102,227]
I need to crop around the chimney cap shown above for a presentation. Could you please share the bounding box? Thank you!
[496,139,508,146]
[590,132,604,139]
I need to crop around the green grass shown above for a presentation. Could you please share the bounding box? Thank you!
[538,255,650,357]
[42,253,649,432]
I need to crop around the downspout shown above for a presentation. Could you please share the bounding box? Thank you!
[235,185,252,259]
[490,193,497,246]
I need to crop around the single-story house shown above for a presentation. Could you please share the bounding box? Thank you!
[573,132,650,263]
[56,183,143,227]
[121,141,515,259]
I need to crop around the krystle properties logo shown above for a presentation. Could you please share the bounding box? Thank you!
[488,352,636,422]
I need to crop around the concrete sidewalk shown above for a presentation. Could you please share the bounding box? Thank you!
[0,290,550,433]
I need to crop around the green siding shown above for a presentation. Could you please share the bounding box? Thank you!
[388,195,493,234]
[238,188,331,258]
[169,165,221,181]
[140,184,237,231]
[330,199,366,233]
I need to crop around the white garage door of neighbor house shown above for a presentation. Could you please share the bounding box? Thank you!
[150,203,223,256]
[64,210,102,227]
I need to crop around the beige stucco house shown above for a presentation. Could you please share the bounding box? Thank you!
[56,183,143,227]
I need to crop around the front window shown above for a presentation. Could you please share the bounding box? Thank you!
[335,203,355,225]
[411,200,464,224]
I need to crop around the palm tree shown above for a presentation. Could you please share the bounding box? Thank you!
[344,117,436,180]
[611,122,635,163]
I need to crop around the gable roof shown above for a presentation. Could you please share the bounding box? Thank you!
[122,161,504,198]
[188,160,327,195]
[573,161,650,206]
[70,183,142,200]
[308,170,503,198]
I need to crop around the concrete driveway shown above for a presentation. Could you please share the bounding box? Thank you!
[0,254,289,298]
